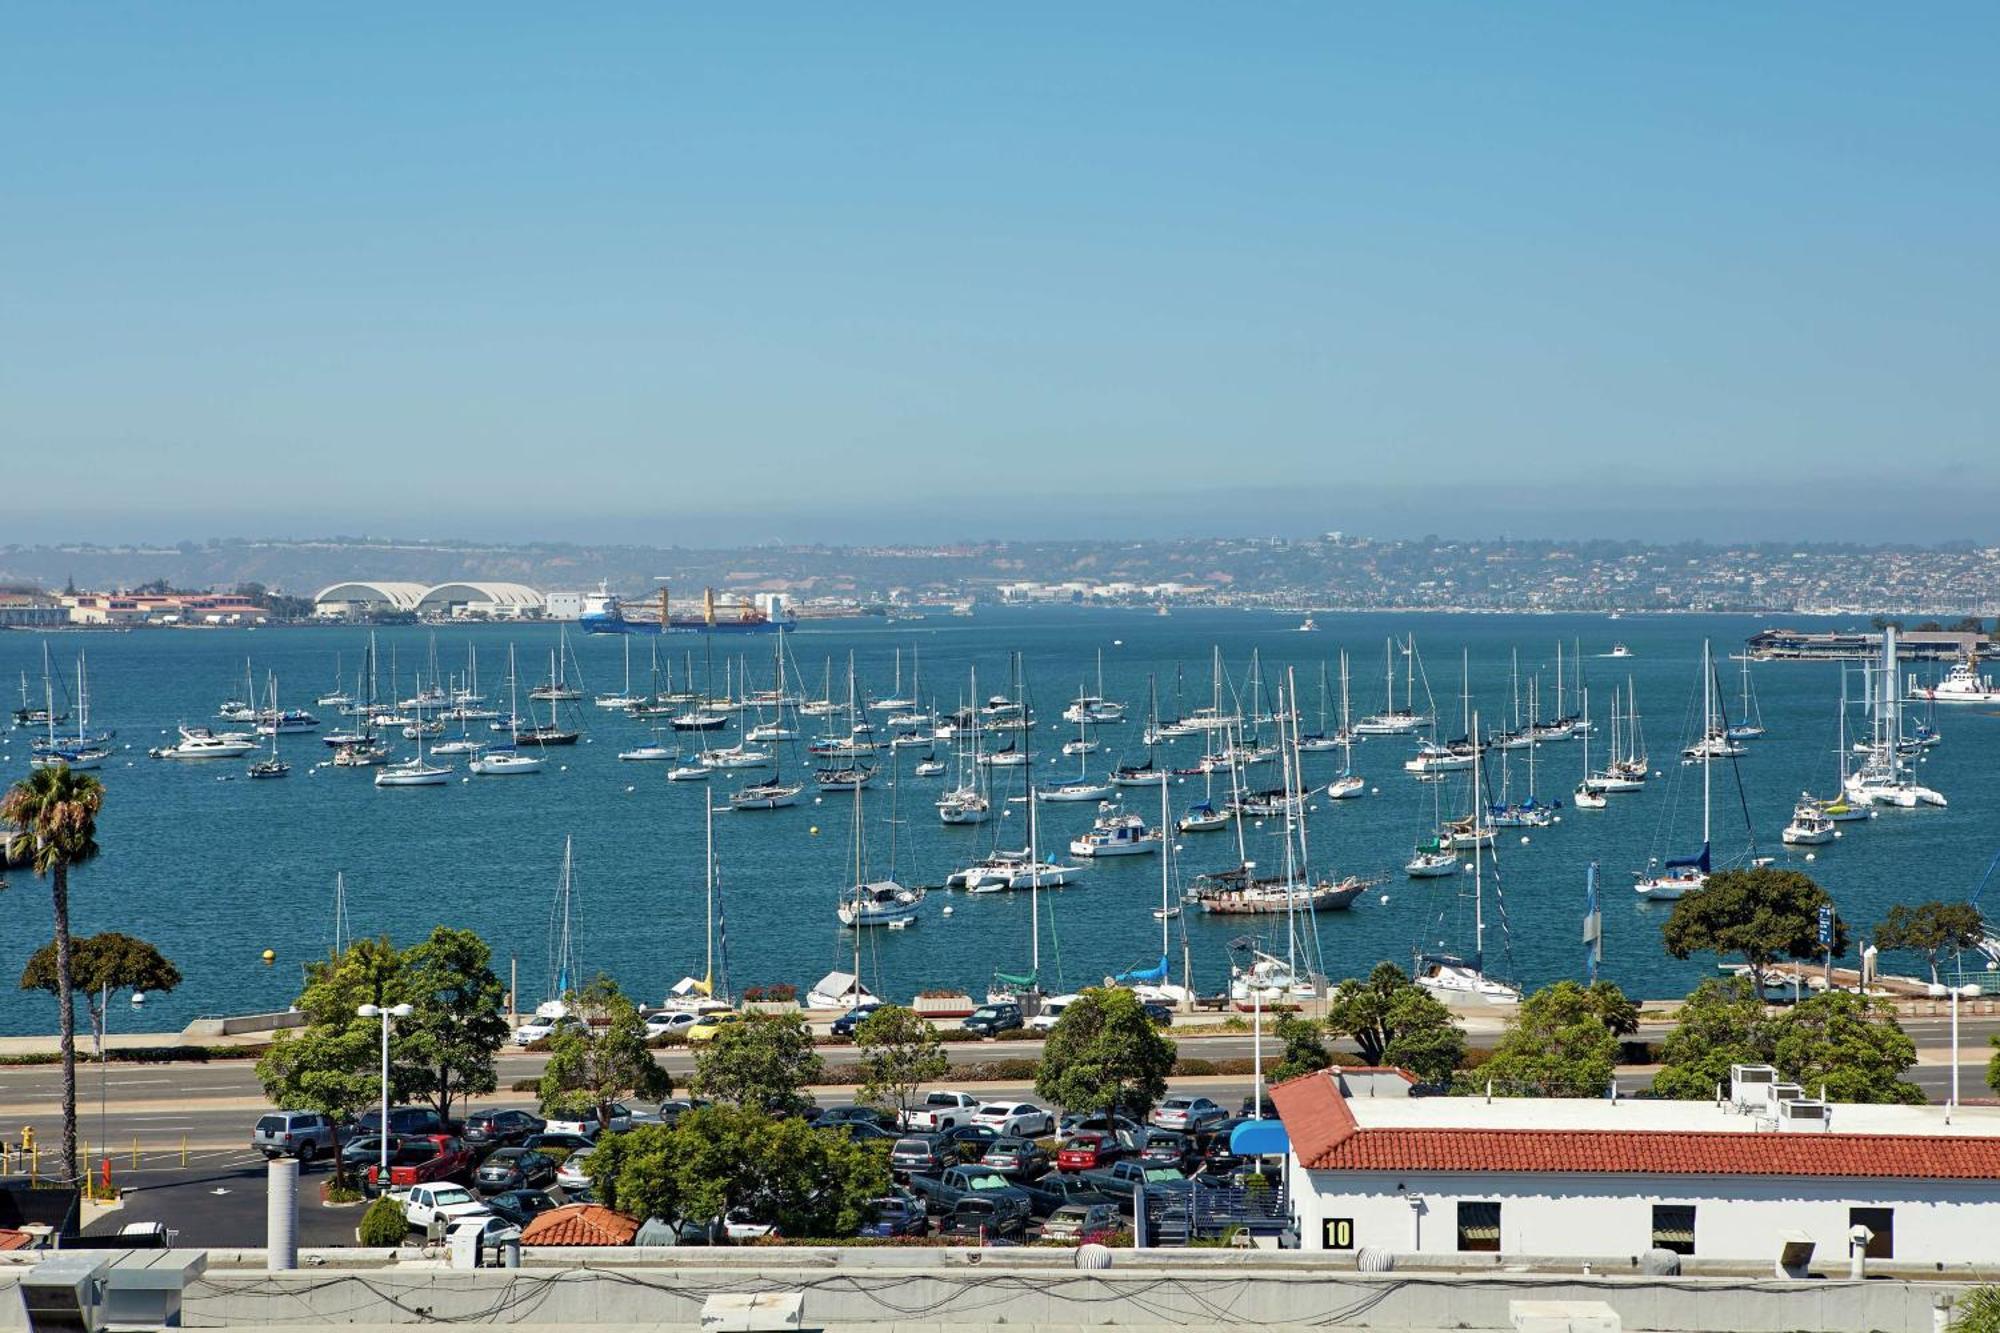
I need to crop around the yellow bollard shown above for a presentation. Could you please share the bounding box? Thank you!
[131,1139,138,1171]
[181,1136,188,1168]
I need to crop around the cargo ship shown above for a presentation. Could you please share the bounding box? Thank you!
[577,584,786,635]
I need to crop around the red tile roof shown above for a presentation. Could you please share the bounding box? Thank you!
[520,1203,640,1246]
[1271,1071,2000,1181]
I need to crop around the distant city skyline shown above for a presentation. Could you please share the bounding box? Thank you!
[5,6,1997,542]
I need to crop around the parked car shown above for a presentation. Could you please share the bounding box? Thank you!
[445,1213,523,1250]
[481,1188,560,1229]
[902,1164,1034,1217]
[474,1148,559,1194]
[365,1136,477,1193]
[512,1014,588,1048]
[1137,1130,1196,1172]
[936,1124,1001,1162]
[902,1090,983,1131]
[823,1119,899,1144]
[462,1109,546,1153]
[980,1138,1053,1180]
[969,1102,1055,1138]
[829,1003,883,1039]
[356,1106,445,1138]
[1032,1172,1122,1216]
[685,1011,744,1043]
[1140,1001,1174,1027]
[1079,1158,1188,1210]
[1025,994,1078,1033]
[545,1103,633,1136]
[859,1194,929,1238]
[555,1145,596,1192]
[340,1135,402,1174]
[397,1183,489,1233]
[939,1194,1029,1241]
[1149,1095,1227,1133]
[962,1002,1024,1038]
[521,1130,598,1160]
[252,1111,338,1162]
[655,1099,714,1126]
[1055,1131,1124,1173]
[815,1104,898,1131]
[1194,1116,1253,1172]
[644,1010,700,1038]
[1057,1113,1145,1148]
[1041,1201,1124,1243]
[889,1135,951,1177]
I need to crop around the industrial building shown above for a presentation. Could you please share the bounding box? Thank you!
[311,581,544,620]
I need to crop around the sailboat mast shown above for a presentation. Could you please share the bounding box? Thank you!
[704,797,716,989]
[1471,710,1485,963]
[1158,770,1172,957]
[1702,643,1713,851]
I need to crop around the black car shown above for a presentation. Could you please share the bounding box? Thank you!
[1019,1171,1118,1218]
[1140,1001,1174,1026]
[355,1106,445,1137]
[939,1195,1028,1241]
[830,1003,883,1039]
[474,1148,558,1194]
[822,1120,898,1144]
[1137,1130,1196,1172]
[1194,1116,1252,1167]
[937,1123,1000,1163]
[521,1130,598,1159]
[482,1189,560,1228]
[815,1104,898,1130]
[859,1194,929,1238]
[980,1138,1052,1180]
[962,1002,1024,1038]
[463,1109,546,1153]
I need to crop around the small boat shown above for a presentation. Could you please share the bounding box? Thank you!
[1404,844,1460,878]
[618,741,680,762]
[1681,729,1747,760]
[468,749,543,776]
[668,764,711,782]
[1781,799,1836,846]
[374,757,451,787]
[1603,643,1633,659]
[1068,801,1161,858]
[669,711,730,732]
[1177,801,1230,833]
[1908,657,2000,705]
[837,880,924,927]
[699,745,772,770]
[331,740,390,767]
[936,789,989,823]
[815,765,876,791]
[431,738,485,756]
[1572,781,1607,810]
[913,757,946,777]
[1295,616,1319,632]
[729,779,803,810]
[1325,773,1366,800]
[247,756,290,779]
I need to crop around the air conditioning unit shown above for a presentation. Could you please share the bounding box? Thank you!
[1729,1064,1778,1112]
[1776,1098,1831,1131]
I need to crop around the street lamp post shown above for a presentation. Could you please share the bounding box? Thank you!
[356,1003,412,1185]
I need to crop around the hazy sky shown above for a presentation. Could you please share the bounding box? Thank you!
[4,5,1997,546]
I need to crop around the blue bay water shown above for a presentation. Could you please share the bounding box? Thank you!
[0,609,1988,1037]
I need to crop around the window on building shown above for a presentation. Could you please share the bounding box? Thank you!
[1850,1207,1893,1259]
[1651,1204,1696,1255]
[1456,1201,1501,1252]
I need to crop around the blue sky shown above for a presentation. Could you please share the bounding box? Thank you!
[4,4,1996,545]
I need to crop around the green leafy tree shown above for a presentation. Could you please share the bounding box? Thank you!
[691,1012,824,1116]
[256,937,413,1187]
[1661,867,1847,994]
[1772,991,1923,1105]
[1584,980,1641,1037]
[358,1195,408,1247]
[1470,980,1619,1098]
[1989,1034,2000,1100]
[21,931,181,1052]
[1653,977,1772,1100]
[3,768,106,1186]
[539,978,672,1128]
[1874,901,1985,987]
[396,926,509,1125]
[1034,986,1176,1119]
[1270,1013,1333,1083]
[1324,961,1465,1084]
[589,1106,888,1238]
[853,1005,947,1121]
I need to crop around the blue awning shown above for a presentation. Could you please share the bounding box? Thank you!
[1230,1117,1290,1157]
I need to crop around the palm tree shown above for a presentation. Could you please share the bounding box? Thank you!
[2,767,105,1186]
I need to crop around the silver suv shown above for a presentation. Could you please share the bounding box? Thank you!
[252,1111,338,1162]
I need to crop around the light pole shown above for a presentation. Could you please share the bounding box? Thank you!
[356,1003,412,1184]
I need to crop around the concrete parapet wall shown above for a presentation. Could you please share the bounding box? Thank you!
[0,1255,1964,1332]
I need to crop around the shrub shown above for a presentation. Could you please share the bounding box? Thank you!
[743,983,798,1004]
[358,1196,408,1247]
[646,1030,689,1049]
[1173,1058,1216,1077]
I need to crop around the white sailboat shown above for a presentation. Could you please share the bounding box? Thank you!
[375,697,452,786]
[469,648,544,775]
[1414,716,1522,1008]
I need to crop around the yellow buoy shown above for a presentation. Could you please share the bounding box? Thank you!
[260,949,276,965]
[809,826,820,836]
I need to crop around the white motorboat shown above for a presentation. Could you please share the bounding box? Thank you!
[1069,801,1161,858]
[837,879,924,927]
[154,726,259,760]
[1781,800,1836,846]
[468,750,543,776]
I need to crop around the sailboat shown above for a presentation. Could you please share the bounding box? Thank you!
[594,637,643,710]
[1111,778,1196,1005]
[1324,652,1366,800]
[835,753,923,926]
[529,626,584,702]
[1062,650,1125,725]
[374,692,451,786]
[1110,674,1169,787]
[470,647,546,775]
[987,790,1052,1004]
[1844,628,1947,809]
[1571,686,1608,809]
[814,653,878,791]
[1042,678,1116,802]
[30,654,111,772]
[1634,643,1746,899]
[1352,637,1427,735]
[1414,715,1522,1007]
[937,667,992,824]
[1725,654,1766,740]
[534,837,585,1018]
[247,673,291,779]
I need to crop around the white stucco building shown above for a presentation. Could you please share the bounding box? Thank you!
[1272,1066,2000,1268]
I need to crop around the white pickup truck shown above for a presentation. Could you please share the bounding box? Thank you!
[901,1090,983,1132]
[394,1183,491,1233]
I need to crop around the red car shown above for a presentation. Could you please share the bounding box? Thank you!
[366,1134,476,1192]
[1055,1131,1124,1172]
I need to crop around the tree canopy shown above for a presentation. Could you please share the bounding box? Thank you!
[1653,981,1922,1105]
[1652,978,1770,1100]
[1323,961,1465,1085]
[1873,901,1985,986]
[22,931,180,1035]
[588,1106,888,1239]
[691,1012,824,1116]
[1034,986,1176,1118]
[853,1005,947,1121]
[1270,1013,1333,1083]
[1470,980,1622,1097]
[397,927,510,1123]
[539,977,672,1126]
[1661,867,1847,992]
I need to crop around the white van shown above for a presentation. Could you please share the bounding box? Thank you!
[1027,994,1081,1033]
